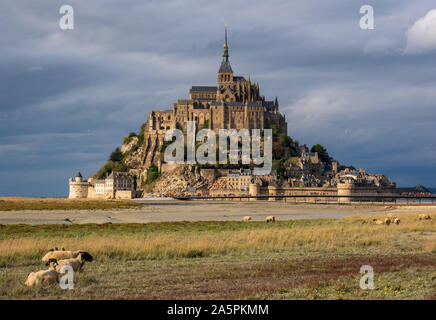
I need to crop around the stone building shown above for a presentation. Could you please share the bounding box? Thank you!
[68,172,89,199]
[141,26,288,168]
[227,169,254,191]
[69,171,138,199]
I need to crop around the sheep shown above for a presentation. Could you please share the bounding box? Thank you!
[265,216,275,223]
[372,218,390,225]
[41,248,81,263]
[386,213,397,219]
[25,259,59,287]
[242,216,252,222]
[418,214,431,220]
[55,251,93,273]
[393,218,400,225]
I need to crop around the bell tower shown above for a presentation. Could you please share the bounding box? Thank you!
[217,24,234,102]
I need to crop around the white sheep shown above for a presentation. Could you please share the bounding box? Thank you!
[418,214,431,220]
[386,213,397,219]
[242,216,252,221]
[56,251,93,273]
[41,248,81,262]
[373,219,384,225]
[265,216,275,223]
[393,218,400,225]
[25,259,59,287]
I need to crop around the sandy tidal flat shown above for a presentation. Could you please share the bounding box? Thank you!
[1,201,435,225]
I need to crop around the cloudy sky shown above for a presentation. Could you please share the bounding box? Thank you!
[1,0,436,197]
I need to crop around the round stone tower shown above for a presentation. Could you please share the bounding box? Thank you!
[249,183,260,201]
[68,172,89,199]
[268,185,278,201]
[337,181,354,203]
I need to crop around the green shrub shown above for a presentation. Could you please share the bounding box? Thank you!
[146,165,160,184]
[311,144,330,163]
[109,147,123,162]
[95,161,115,179]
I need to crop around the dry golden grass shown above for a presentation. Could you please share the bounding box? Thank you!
[0,212,435,299]
[1,213,434,266]
[0,197,142,211]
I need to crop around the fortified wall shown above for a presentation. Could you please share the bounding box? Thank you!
[244,183,397,202]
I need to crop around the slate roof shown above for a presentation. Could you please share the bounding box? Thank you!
[219,60,233,73]
[190,86,217,92]
[265,101,275,109]
[210,101,263,107]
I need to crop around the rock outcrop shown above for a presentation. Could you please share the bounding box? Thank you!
[152,165,210,195]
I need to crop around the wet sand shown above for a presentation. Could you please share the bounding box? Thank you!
[1,201,435,225]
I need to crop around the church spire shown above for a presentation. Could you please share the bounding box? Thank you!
[218,24,233,73]
[223,23,229,62]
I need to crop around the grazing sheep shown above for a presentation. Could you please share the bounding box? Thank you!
[41,249,81,262]
[25,259,58,287]
[386,213,397,219]
[418,214,431,220]
[384,218,391,225]
[394,218,400,225]
[56,251,93,273]
[265,216,275,223]
[242,216,252,222]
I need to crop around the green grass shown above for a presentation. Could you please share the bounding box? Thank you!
[0,219,337,239]
[1,253,434,300]
[257,268,436,300]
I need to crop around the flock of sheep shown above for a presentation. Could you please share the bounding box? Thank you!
[242,215,275,222]
[372,213,401,226]
[24,248,93,287]
[22,213,432,287]
[372,213,431,225]
[242,213,432,225]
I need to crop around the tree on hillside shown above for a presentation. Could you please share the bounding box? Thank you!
[272,141,284,160]
[278,134,292,148]
[109,147,123,162]
[311,144,330,163]
[270,124,280,138]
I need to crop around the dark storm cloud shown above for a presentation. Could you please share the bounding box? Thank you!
[1,0,436,196]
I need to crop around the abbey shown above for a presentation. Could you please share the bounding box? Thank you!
[141,27,287,167]
[71,26,396,201]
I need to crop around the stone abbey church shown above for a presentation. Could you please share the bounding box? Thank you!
[142,27,287,167]
[70,27,397,200]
